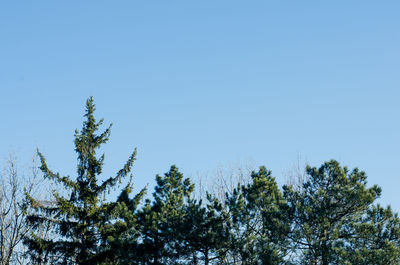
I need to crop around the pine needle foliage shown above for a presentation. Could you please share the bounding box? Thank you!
[136,165,194,264]
[20,98,400,264]
[222,166,291,265]
[24,97,144,265]
[283,160,383,265]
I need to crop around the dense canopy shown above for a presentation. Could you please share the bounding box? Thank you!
[15,98,400,265]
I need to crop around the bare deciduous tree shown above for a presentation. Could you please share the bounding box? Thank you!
[195,160,256,202]
[283,154,308,192]
[0,153,48,265]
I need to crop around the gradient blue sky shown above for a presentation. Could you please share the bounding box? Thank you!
[1,1,399,209]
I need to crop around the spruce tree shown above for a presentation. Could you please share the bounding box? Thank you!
[24,97,144,265]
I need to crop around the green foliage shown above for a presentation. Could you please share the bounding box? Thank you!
[345,204,400,265]
[283,160,385,265]
[25,97,145,265]
[22,98,400,265]
[178,194,230,264]
[222,166,291,265]
[136,165,194,264]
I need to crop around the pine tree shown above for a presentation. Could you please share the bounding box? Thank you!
[223,166,291,265]
[136,165,194,265]
[283,160,382,265]
[180,195,230,265]
[24,97,144,265]
[344,204,400,265]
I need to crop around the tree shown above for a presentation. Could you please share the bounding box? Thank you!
[136,165,194,265]
[0,153,43,265]
[222,166,291,265]
[344,204,400,265]
[283,160,383,265]
[178,194,230,265]
[96,182,147,265]
[24,97,144,265]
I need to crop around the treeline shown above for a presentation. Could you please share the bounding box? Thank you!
[2,97,400,265]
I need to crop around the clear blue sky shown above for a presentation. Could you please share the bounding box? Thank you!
[1,1,399,209]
